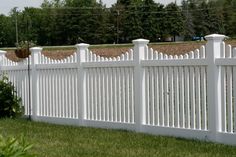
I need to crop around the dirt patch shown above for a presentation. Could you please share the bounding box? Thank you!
[4,41,236,62]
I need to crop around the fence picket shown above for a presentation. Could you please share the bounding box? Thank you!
[150,67,155,125]
[113,68,117,122]
[98,68,102,121]
[101,68,105,120]
[201,67,207,130]
[94,68,98,120]
[155,67,159,126]
[146,68,150,125]
[174,66,179,127]
[130,68,134,123]
[118,68,121,122]
[159,67,164,126]
[233,66,236,132]
[164,65,169,127]
[169,65,174,127]
[179,64,185,128]
[227,66,233,133]
[184,56,190,128]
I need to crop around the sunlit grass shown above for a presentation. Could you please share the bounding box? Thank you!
[0,118,236,157]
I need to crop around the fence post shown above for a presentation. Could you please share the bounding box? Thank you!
[205,34,226,142]
[0,50,6,67]
[30,47,43,120]
[132,39,149,132]
[75,43,89,126]
[0,51,6,76]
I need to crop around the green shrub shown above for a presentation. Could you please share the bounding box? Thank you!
[0,135,34,157]
[0,75,23,118]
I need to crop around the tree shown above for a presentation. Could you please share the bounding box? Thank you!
[122,1,143,41]
[163,2,184,41]
[0,15,15,47]
[141,0,161,41]
[181,0,195,40]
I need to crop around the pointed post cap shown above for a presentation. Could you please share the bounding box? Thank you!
[0,50,6,55]
[205,34,227,41]
[132,39,150,46]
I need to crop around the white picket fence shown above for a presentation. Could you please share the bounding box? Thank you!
[1,34,236,145]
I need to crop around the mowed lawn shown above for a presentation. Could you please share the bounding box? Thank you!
[0,119,236,157]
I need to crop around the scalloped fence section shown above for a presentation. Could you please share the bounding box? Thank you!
[85,49,134,62]
[142,46,207,131]
[1,34,236,145]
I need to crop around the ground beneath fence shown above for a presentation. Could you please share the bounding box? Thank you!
[5,40,236,62]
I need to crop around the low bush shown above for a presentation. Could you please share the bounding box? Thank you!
[0,75,23,118]
[0,135,34,157]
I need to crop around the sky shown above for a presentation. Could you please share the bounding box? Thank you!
[0,0,182,15]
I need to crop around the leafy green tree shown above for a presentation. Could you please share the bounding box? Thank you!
[0,15,15,47]
[181,0,195,40]
[110,2,126,43]
[163,2,184,41]
[141,0,159,41]
[122,2,143,41]
[207,1,225,34]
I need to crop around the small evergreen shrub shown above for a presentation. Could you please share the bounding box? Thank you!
[0,135,34,157]
[0,75,23,118]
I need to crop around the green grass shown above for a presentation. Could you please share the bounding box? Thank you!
[0,119,236,157]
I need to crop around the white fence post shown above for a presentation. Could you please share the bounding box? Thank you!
[0,50,6,69]
[205,34,226,142]
[30,47,43,120]
[132,39,149,132]
[76,43,89,126]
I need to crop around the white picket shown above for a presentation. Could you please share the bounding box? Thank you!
[201,67,207,130]
[164,65,169,127]
[154,67,159,126]
[179,65,185,128]
[159,67,164,126]
[169,66,174,127]
[174,66,179,127]
[150,67,155,125]
[184,64,190,128]
[130,68,134,123]
[227,66,233,133]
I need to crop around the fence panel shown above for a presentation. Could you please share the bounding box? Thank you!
[37,67,78,118]
[142,47,208,131]
[218,43,236,134]
[83,50,135,124]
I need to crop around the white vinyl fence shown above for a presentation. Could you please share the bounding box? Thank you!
[1,34,236,145]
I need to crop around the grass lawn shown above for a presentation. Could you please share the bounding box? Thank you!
[0,119,236,157]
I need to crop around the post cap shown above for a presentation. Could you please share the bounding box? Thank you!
[205,34,226,41]
[0,50,6,55]
[75,43,90,49]
[132,39,150,45]
[30,47,43,53]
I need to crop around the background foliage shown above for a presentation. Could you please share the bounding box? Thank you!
[0,0,234,47]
